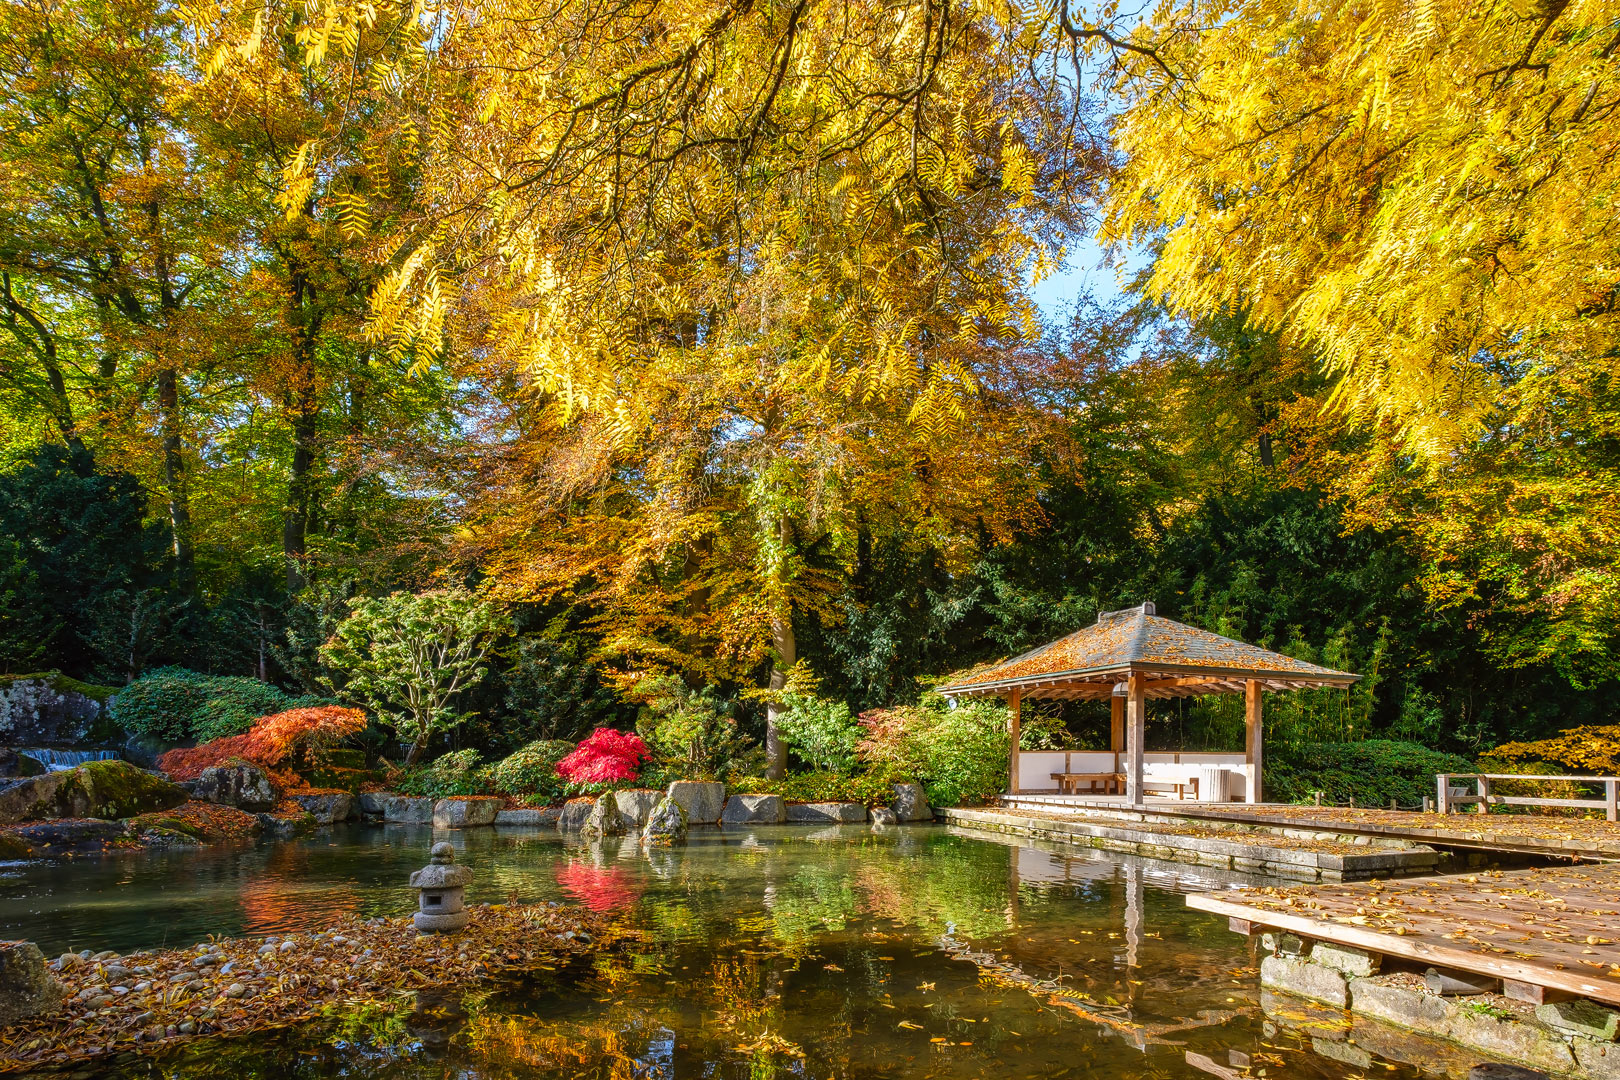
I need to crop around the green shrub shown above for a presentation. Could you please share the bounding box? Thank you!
[858,698,1022,807]
[731,769,908,807]
[775,692,862,774]
[398,748,492,798]
[1265,740,1473,807]
[490,739,575,804]
[629,674,760,780]
[110,667,325,742]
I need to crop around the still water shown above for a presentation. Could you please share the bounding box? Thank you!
[1,823,1432,1079]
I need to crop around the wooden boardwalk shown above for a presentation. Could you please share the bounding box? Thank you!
[998,795,1620,860]
[1187,862,1620,1005]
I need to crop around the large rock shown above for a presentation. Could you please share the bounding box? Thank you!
[359,791,388,817]
[0,749,44,779]
[666,781,726,825]
[785,801,867,824]
[0,759,186,824]
[614,789,663,828]
[381,795,434,823]
[291,791,357,825]
[890,783,933,822]
[721,793,786,824]
[432,796,499,829]
[0,675,109,746]
[190,763,276,813]
[642,796,687,846]
[495,806,562,826]
[557,797,595,830]
[0,941,65,1025]
[581,794,626,837]
[6,818,127,856]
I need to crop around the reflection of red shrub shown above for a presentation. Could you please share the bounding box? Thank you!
[555,728,648,784]
[157,706,367,788]
[555,861,644,913]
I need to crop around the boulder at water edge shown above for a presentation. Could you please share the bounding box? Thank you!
[292,791,358,825]
[0,941,65,1025]
[613,788,662,828]
[581,793,626,837]
[721,793,786,824]
[381,795,434,823]
[785,801,867,824]
[557,797,595,830]
[890,782,933,822]
[870,807,899,827]
[494,806,562,826]
[0,748,44,779]
[432,796,499,829]
[190,762,276,812]
[642,796,687,846]
[666,780,725,825]
[0,759,186,824]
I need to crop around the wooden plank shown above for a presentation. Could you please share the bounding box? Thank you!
[1008,687,1022,796]
[1188,892,1620,1003]
[1187,864,1620,1005]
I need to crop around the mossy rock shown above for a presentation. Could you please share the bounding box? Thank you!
[322,748,366,769]
[0,759,187,824]
[304,766,366,793]
[0,832,31,860]
[0,671,119,704]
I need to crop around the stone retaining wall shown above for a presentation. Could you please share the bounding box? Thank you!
[941,807,1440,881]
[1259,936,1620,1079]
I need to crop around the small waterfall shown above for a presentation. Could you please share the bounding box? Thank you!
[15,748,121,772]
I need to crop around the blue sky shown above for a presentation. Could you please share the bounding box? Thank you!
[1029,234,1146,323]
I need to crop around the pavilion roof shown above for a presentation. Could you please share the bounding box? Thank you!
[937,603,1359,700]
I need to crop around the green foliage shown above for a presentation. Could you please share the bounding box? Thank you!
[495,618,624,748]
[321,588,503,764]
[774,692,862,774]
[108,666,324,742]
[398,748,492,798]
[0,445,172,682]
[1265,740,1473,808]
[857,698,1027,807]
[629,674,760,781]
[490,739,576,804]
[730,768,907,807]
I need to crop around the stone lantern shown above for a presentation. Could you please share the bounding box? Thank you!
[410,842,472,933]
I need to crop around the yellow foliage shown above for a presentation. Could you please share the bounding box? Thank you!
[1488,726,1620,776]
[1104,0,1620,456]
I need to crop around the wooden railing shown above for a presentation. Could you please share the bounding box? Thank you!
[1436,773,1619,821]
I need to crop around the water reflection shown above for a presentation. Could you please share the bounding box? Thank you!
[7,824,1438,1080]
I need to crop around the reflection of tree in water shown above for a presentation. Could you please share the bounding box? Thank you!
[769,866,857,943]
[555,860,645,913]
[855,834,1013,939]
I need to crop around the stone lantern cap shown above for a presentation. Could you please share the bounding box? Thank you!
[410,842,473,889]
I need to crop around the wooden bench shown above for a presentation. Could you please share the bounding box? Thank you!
[1052,771,1124,795]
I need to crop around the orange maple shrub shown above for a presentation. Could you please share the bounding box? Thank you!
[157,706,367,789]
[1487,726,1620,775]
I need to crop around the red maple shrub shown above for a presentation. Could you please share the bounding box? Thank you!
[157,706,367,789]
[555,728,648,785]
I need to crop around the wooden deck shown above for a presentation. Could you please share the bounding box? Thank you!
[997,795,1620,860]
[1187,862,1620,1005]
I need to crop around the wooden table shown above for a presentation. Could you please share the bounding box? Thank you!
[1052,771,1124,795]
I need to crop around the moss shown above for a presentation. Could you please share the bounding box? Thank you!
[77,759,187,819]
[0,832,32,860]
[0,670,120,703]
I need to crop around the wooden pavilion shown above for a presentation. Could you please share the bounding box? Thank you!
[937,603,1360,805]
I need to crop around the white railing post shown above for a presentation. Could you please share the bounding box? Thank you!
[1436,774,1450,815]
[1608,779,1618,823]
[1476,774,1491,815]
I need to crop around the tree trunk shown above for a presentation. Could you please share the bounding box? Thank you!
[282,256,322,594]
[765,608,795,779]
[156,365,194,593]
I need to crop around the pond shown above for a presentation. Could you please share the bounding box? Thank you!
[2,823,1433,1080]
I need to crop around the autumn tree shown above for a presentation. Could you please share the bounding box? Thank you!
[320,587,504,764]
[1102,0,1620,456]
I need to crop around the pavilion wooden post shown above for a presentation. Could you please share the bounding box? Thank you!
[1110,696,1125,751]
[1244,679,1263,804]
[1008,687,1022,795]
[1125,671,1146,805]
